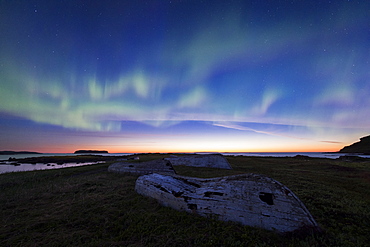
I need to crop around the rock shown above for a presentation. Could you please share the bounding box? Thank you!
[164,154,232,169]
[293,155,310,160]
[135,173,319,233]
[127,156,140,160]
[339,135,370,154]
[337,155,366,162]
[108,159,176,175]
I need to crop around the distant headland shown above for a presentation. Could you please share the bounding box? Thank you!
[0,151,42,155]
[339,135,370,154]
[74,150,109,154]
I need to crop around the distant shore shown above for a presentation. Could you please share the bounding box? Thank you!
[0,151,42,155]
[74,150,109,154]
[1,152,370,162]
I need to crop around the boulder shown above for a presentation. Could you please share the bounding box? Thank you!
[135,173,319,233]
[164,154,232,169]
[108,159,176,175]
[337,155,366,162]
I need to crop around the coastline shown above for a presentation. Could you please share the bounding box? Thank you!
[1,152,369,175]
[2,151,370,162]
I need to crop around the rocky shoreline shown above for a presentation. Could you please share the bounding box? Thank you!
[2,154,129,165]
[0,151,42,155]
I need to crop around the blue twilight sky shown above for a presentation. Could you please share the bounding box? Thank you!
[0,0,369,153]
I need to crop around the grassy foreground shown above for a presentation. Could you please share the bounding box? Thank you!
[1,154,369,246]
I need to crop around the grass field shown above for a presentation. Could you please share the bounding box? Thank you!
[1,154,369,246]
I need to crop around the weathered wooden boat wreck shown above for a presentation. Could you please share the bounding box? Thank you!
[108,154,231,175]
[135,173,319,233]
[108,159,176,175]
[164,154,232,169]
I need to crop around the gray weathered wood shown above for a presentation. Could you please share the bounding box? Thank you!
[108,159,175,175]
[135,173,319,232]
[164,154,232,169]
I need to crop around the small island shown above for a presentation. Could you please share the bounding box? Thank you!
[74,150,109,154]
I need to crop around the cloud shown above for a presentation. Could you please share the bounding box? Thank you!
[212,122,307,140]
[320,140,343,144]
[212,121,351,147]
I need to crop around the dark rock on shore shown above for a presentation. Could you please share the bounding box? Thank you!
[74,150,109,154]
[293,155,311,160]
[0,151,41,155]
[339,135,370,154]
[337,155,367,162]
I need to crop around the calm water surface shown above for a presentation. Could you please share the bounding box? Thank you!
[0,153,131,174]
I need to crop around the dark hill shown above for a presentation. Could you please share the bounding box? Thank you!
[74,150,109,154]
[0,151,41,155]
[339,135,370,154]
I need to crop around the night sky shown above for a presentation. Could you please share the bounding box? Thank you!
[0,0,369,153]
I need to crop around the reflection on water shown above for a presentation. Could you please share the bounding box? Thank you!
[0,161,105,174]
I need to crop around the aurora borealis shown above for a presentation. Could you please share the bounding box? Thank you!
[0,1,369,153]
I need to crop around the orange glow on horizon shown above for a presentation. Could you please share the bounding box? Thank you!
[4,132,346,154]
[24,143,342,154]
